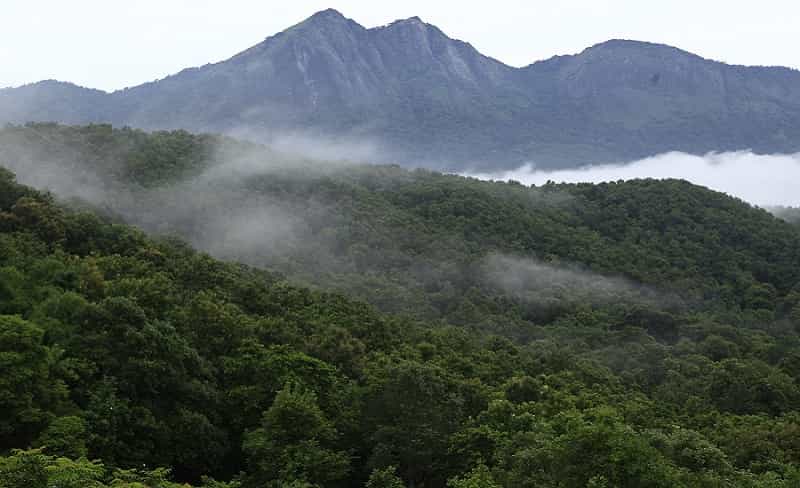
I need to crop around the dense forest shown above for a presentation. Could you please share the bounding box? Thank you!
[3,124,800,486]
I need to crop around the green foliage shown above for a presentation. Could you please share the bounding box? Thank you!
[34,416,88,458]
[364,359,475,486]
[0,449,236,488]
[447,464,499,488]
[0,315,67,451]
[365,466,406,488]
[488,406,683,487]
[0,449,49,488]
[242,383,350,487]
[0,449,106,488]
[3,128,800,486]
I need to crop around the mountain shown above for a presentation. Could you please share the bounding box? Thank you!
[0,80,108,124]
[2,9,800,169]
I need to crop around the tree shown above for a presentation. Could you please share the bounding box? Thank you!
[447,464,500,488]
[0,315,66,451]
[500,408,682,488]
[35,416,88,459]
[364,359,467,486]
[242,383,350,487]
[365,466,406,488]
[0,449,48,488]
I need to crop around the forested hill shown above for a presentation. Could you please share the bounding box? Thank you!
[4,125,800,486]
[2,124,799,337]
[3,9,800,169]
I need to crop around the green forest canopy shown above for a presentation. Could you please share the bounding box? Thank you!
[2,124,800,486]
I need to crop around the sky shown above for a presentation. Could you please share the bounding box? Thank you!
[1,0,799,92]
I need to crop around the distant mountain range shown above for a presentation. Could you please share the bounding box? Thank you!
[2,8,800,170]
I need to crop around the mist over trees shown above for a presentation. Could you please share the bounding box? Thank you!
[772,206,800,226]
[2,124,800,486]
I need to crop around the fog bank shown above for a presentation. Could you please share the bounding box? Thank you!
[483,253,661,307]
[465,151,800,207]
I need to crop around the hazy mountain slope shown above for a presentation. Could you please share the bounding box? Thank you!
[517,40,800,163]
[3,124,799,335]
[2,9,800,169]
[0,80,107,124]
[108,9,529,166]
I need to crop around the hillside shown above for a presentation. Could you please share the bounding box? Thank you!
[2,10,800,170]
[2,124,799,335]
[3,126,800,486]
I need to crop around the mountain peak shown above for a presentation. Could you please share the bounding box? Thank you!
[581,39,701,60]
[308,8,347,21]
[381,15,431,31]
[12,79,107,94]
[300,8,358,28]
[590,39,662,49]
[291,8,361,34]
[397,16,423,24]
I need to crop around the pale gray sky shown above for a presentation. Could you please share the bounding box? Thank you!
[2,0,798,92]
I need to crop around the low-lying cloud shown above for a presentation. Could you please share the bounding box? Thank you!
[466,151,800,207]
[483,253,659,307]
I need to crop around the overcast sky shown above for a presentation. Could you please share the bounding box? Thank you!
[1,0,799,91]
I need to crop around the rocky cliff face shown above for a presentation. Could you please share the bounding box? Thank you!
[3,9,800,170]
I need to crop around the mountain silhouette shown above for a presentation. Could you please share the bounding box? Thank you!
[2,9,800,170]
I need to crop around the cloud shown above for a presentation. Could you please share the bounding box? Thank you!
[464,151,800,207]
[482,253,657,307]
